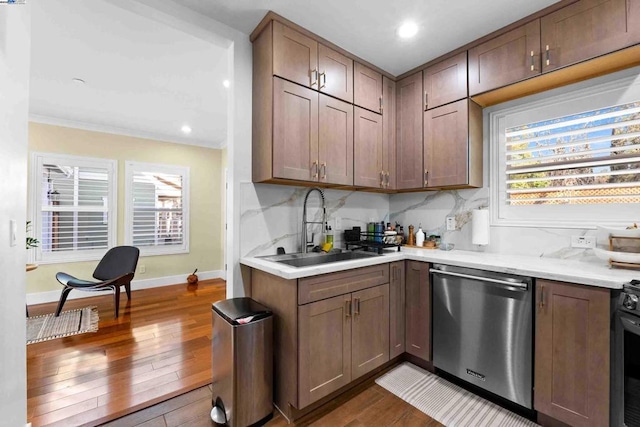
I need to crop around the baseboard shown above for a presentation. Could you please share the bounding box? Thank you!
[26,269,226,306]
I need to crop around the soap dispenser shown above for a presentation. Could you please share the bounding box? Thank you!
[415,224,425,247]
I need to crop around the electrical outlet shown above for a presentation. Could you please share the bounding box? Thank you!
[446,216,456,231]
[139,265,146,274]
[335,217,342,231]
[571,235,596,248]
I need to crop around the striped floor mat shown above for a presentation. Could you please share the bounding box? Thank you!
[376,363,538,427]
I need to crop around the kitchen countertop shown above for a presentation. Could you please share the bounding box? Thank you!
[241,247,638,289]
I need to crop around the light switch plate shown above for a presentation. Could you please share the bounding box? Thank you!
[571,235,596,248]
[9,219,17,247]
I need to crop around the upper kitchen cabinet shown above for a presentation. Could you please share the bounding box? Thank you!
[541,0,640,73]
[423,99,482,188]
[396,71,424,190]
[354,62,383,114]
[468,20,541,96]
[382,76,396,190]
[273,21,353,103]
[354,107,384,188]
[319,94,354,185]
[423,52,468,110]
[534,279,610,427]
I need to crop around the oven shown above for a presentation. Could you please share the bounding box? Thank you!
[613,280,640,427]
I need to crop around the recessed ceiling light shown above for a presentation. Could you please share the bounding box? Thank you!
[222,79,230,88]
[181,125,192,134]
[398,22,419,39]
[71,78,86,85]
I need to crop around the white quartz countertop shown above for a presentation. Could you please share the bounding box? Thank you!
[240,247,638,289]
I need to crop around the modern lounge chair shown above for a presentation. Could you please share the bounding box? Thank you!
[54,246,140,318]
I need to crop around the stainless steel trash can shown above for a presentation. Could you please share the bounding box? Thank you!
[211,297,273,427]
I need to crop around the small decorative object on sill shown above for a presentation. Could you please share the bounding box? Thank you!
[187,268,199,286]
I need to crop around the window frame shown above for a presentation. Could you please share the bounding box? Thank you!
[29,152,118,264]
[124,161,190,256]
[488,67,640,229]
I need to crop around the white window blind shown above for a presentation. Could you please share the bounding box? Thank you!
[125,162,189,256]
[31,153,117,263]
[505,102,640,205]
[490,67,640,227]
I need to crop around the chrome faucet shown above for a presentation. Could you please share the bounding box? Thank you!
[301,187,326,253]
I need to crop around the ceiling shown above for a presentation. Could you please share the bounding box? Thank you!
[176,0,561,76]
[29,0,229,148]
[29,0,561,149]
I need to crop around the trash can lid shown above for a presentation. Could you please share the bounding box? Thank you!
[213,297,272,325]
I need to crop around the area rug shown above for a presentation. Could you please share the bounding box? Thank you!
[27,306,99,345]
[376,363,538,427]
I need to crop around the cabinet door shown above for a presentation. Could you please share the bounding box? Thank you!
[352,284,390,380]
[319,94,353,185]
[396,72,424,189]
[382,76,396,190]
[354,62,383,114]
[273,78,319,181]
[318,44,353,103]
[389,262,405,359]
[299,294,352,408]
[468,20,541,96]
[534,279,610,427]
[354,106,383,188]
[541,0,640,72]
[423,52,468,110]
[405,261,430,361]
[273,21,318,88]
[424,99,469,187]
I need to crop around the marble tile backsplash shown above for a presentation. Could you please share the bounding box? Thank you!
[240,182,596,261]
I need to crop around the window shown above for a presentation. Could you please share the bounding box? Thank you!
[124,161,189,256]
[30,152,117,263]
[489,67,640,228]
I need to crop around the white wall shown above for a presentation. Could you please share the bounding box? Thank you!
[0,3,31,426]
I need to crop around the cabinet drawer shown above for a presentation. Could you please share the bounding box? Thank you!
[298,264,389,304]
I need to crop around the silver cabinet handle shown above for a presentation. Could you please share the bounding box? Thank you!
[385,172,390,188]
[424,169,428,186]
[545,45,550,66]
[311,68,318,87]
[345,299,351,317]
[379,96,383,114]
[424,91,428,111]
[320,162,327,180]
[311,161,319,179]
[530,50,535,71]
[380,171,384,188]
[430,268,529,291]
[354,297,360,315]
[319,71,326,89]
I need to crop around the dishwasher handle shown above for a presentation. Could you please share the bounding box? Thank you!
[429,268,529,292]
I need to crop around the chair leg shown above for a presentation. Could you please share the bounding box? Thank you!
[124,283,131,300]
[55,288,73,317]
[113,285,121,318]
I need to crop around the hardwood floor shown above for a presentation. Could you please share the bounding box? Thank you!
[105,382,442,427]
[26,279,226,427]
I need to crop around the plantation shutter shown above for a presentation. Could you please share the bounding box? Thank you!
[505,101,640,205]
[131,170,184,249]
[41,164,110,254]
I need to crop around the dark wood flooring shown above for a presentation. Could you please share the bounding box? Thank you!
[27,279,226,427]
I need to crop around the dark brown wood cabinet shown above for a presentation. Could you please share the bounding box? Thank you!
[534,279,611,427]
[405,261,430,362]
[541,0,640,73]
[423,52,468,110]
[468,20,541,96]
[354,106,384,188]
[423,99,483,188]
[273,77,319,181]
[389,261,405,359]
[354,62,383,114]
[351,284,390,379]
[273,21,354,103]
[396,72,424,190]
[382,76,396,190]
[319,94,353,185]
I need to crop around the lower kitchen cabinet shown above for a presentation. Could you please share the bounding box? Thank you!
[534,279,610,427]
[389,261,405,358]
[405,261,431,361]
[298,283,389,408]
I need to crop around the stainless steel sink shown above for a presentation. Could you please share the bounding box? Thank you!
[258,251,381,268]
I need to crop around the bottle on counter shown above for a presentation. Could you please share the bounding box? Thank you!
[367,219,375,241]
[324,226,334,251]
[416,224,425,247]
[407,225,415,246]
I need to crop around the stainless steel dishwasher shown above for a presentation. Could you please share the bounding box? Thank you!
[431,263,533,409]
